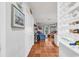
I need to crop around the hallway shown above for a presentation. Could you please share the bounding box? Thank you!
[28,41,59,57]
[27,2,58,57]
[0,2,58,57]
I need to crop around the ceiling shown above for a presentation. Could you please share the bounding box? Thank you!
[28,2,57,25]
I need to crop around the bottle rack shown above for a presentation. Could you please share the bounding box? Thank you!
[58,2,79,55]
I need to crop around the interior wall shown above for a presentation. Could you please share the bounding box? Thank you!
[0,6,1,56]
[24,3,34,56]
[0,3,6,57]
[0,2,34,57]
[6,3,25,57]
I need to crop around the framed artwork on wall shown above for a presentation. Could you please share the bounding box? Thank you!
[43,25,49,35]
[11,4,25,29]
[16,2,23,11]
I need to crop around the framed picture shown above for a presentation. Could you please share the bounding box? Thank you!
[43,25,49,35]
[11,4,25,29]
[16,2,23,11]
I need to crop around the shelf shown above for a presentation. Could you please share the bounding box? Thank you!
[58,2,79,55]
[59,37,79,55]
[59,3,79,18]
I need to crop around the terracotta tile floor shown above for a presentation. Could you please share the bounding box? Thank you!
[28,40,59,57]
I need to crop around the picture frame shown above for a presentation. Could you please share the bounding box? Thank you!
[16,2,23,11]
[11,4,25,29]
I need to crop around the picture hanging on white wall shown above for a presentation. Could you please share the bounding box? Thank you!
[11,4,25,29]
[16,2,23,11]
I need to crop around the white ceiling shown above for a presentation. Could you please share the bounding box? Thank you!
[28,2,57,25]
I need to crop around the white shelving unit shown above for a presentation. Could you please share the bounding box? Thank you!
[59,37,79,55]
[58,2,79,55]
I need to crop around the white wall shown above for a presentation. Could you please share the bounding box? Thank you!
[6,3,25,57]
[0,2,34,57]
[6,3,34,57]
[0,3,6,57]
[0,4,1,56]
[24,3,34,56]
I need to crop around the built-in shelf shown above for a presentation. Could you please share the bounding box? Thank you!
[59,36,79,55]
[59,3,79,19]
[58,2,79,55]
